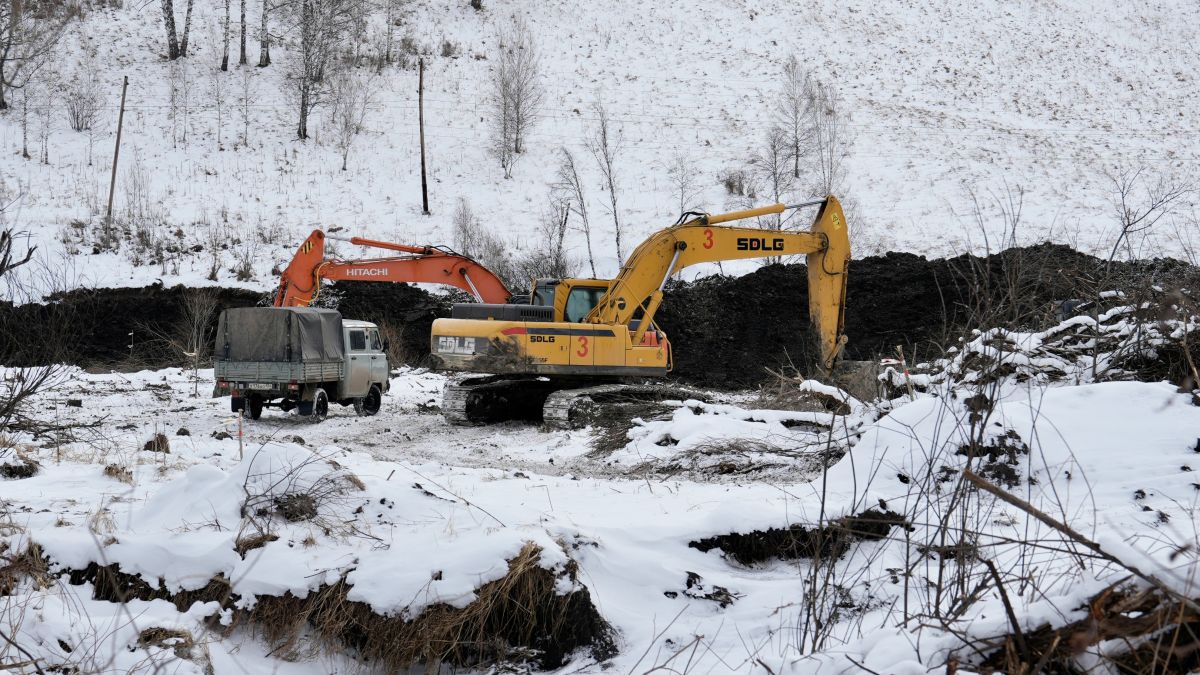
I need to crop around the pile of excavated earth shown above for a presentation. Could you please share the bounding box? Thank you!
[4,245,1198,383]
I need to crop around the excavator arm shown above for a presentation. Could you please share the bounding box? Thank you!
[274,230,512,307]
[586,196,850,371]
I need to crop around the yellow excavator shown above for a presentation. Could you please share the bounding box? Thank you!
[429,196,850,426]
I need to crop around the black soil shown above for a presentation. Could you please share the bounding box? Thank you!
[4,246,1197,387]
[661,244,1200,388]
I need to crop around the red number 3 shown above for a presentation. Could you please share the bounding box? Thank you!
[576,336,589,357]
[702,228,714,249]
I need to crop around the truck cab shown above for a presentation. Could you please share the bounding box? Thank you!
[214,307,390,422]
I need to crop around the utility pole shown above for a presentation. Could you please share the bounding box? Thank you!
[105,76,129,236]
[418,58,429,215]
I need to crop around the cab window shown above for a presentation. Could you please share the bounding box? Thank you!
[369,330,382,351]
[565,287,606,323]
[349,329,367,351]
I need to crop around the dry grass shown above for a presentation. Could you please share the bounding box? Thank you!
[244,542,614,670]
[0,543,52,595]
[58,541,615,671]
[233,532,279,556]
[102,463,134,484]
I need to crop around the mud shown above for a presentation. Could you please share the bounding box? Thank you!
[3,246,1196,389]
[689,509,907,566]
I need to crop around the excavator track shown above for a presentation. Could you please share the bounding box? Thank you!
[443,376,707,429]
[442,375,562,425]
[542,383,699,429]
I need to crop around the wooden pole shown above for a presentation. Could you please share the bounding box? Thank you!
[418,58,429,215]
[105,76,129,233]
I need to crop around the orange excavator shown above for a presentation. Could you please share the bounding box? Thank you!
[274,230,512,307]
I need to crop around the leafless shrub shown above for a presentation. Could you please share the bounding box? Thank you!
[439,38,458,58]
[719,167,755,198]
[62,52,102,132]
[102,463,134,484]
[751,126,795,235]
[663,149,703,216]
[553,147,596,276]
[0,227,73,432]
[239,447,366,537]
[329,69,373,171]
[588,101,624,264]
[1107,166,1191,270]
[777,55,815,180]
[491,16,543,177]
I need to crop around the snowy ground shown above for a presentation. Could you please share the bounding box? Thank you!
[3,364,1198,673]
[2,0,1199,297]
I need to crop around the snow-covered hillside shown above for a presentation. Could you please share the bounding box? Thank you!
[1,0,1198,293]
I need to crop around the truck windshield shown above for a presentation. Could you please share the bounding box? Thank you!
[349,330,367,351]
[565,287,606,323]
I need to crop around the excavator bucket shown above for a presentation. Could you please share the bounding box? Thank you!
[806,196,850,373]
[275,230,327,307]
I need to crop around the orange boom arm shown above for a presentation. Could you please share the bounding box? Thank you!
[274,230,512,307]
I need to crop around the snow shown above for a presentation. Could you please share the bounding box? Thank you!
[1,0,1198,298]
[3,365,1198,672]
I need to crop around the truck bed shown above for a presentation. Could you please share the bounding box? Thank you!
[215,359,343,383]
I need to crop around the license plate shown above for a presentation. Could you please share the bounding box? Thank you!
[246,382,273,391]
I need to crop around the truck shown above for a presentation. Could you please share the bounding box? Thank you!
[213,307,390,421]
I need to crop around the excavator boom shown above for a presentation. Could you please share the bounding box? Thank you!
[274,230,511,307]
[588,196,850,369]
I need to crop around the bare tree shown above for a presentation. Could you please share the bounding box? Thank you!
[290,0,362,140]
[664,149,702,216]
[167,59,193,147]
[160,0,181,58]
[777,54,815,179]
[330,69,372,170]
[752,126,795,229]
[588,102,624,265]
[34,75,53,164]
[553,147,596,276]
[211,67,228,150]
[1107,167,1191,270]
[381,0,405,67]
[239,0,248,64]
[221,0,231,70]
[490,16,543,175]
[0,0,70,110]
[809,79,848,197]
[178,0,195,56]
[239,68,253,147]
[257,0,271,67]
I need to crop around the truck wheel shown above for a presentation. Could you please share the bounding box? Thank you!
[355,384,382,417]
[248,395,264,420]
[308,388,329,422]
[231,396,245,413]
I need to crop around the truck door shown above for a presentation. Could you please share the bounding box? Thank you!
[367,328,389,387]
[345,328,371,397]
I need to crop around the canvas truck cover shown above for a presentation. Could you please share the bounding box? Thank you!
[215,307,344,362]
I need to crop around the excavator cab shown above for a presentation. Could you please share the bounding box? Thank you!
[529,278,612,323]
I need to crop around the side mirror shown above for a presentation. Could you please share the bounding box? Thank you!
[381,339,390,354]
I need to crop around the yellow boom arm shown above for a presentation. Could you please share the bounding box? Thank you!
[586,196,850,371]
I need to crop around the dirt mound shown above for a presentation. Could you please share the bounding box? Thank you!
[0,285,265,368]
[660,244,1200,389]
[4,246,1196,387]
[0,281,451,370]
